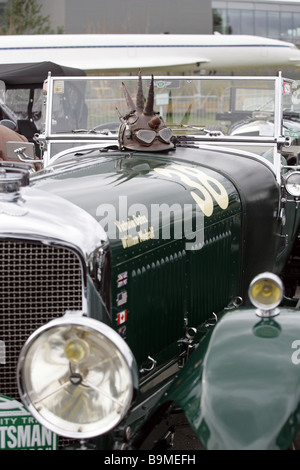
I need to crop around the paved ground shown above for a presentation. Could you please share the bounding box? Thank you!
[173,414,204,450]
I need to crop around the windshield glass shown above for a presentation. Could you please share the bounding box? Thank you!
[40,75,299,166]
[43,76,282,134]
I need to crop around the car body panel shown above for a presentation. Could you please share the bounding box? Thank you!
[164,307,300,450]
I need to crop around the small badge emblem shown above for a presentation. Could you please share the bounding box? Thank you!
[117,310,127,325]
[117,290,128,306]
[117,271,128,288]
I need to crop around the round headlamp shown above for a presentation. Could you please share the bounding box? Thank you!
[285,171,300,197]
[17,316,138,439]
[248,272,283,317]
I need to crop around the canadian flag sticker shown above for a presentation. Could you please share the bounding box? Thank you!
[117,310,127,325]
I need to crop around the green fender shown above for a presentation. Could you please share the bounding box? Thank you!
[164,308,300,450]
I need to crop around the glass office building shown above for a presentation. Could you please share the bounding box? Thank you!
[3,1,300,42]
[213,1,300,45]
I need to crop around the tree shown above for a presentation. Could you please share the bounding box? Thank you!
[0,0,63,34]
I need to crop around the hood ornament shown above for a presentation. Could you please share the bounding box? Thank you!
[117,71,174,152]
[0,163,30,215]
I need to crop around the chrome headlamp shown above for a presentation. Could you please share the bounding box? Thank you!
[284,170,300,197]
[248,272,283,317]
[17,315,138,439]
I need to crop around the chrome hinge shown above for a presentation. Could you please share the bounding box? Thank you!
[177,327,198,368]
[139,355,157,374]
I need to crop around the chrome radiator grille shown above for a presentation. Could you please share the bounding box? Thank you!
[0,239,83,400]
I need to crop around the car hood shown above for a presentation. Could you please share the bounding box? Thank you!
[200,308,300,449]
[31,148,240,256]
[31,145,279,290]
[163,307,300,450]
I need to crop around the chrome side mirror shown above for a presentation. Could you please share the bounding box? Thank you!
[6,141,42,164]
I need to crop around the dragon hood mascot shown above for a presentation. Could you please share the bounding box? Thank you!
[118,71,174,152]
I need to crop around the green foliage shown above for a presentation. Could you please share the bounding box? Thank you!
[0,0,63,34]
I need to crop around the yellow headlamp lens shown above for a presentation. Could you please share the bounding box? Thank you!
[249,273,283,311]
[251,279,280,305]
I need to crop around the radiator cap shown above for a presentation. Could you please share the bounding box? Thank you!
[0,162,30,192]
[0,162,31,202]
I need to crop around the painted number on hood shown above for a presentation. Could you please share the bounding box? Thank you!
[154,164,229,216]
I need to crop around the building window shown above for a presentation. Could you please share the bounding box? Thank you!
[212,1,300,45]
[281,12,293,41]
[254,10,267,37]
[292,13,300,43]
[227,9,240,34]
[213,8,226,34]
[241,10,254,35]
[267,11,280,39]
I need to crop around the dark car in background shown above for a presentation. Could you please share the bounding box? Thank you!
[1,72,300,450]
[0,61,85,142]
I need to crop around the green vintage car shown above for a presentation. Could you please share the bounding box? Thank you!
[1,72,300,450]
